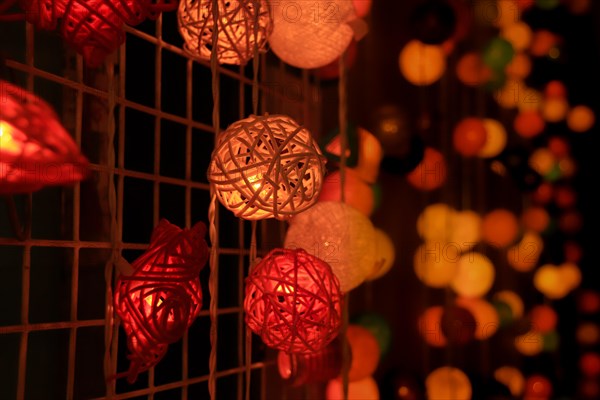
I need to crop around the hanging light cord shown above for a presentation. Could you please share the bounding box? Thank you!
[245,5,262,399]
[208,0,221,398]
[338,49,351,400]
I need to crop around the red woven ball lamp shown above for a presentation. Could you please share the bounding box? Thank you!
[19,0,177,67]
[113,219,209,383]
[244,248,343,354]
[207,114,326,221]
[0,80,89,194]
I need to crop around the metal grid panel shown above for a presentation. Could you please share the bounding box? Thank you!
[0,10,319,399]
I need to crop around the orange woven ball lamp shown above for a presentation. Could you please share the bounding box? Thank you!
[567,105,595,132]
[326,376,380,400]
[501,21,533,52]
[207,114,326,221]
[418,306,447,347]
[456,52,492,86]
[453,117,488,156]
[521,206,550,233]
[346,324,381,382]
[450,252,495,298]
[495,366,525,397]
[244,248,343,354]
[529,305,557,333]
[481,208,520,248]
[413,243,459,288]
[318,169,375,217]
[479,118,507,158]
[542,97,569,122]
[530,29,559,57]
[534,264,571,299]
[406,147,447,191]
[507,231,543,272]
[426,367,472,400]
[514,110,545,138]
[178,0,272,65]
[399,39,447,86]
[506,52,532,80]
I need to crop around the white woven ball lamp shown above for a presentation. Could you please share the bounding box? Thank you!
[207,114,326,220]
[284,201,376,292]
[178,0,272,65]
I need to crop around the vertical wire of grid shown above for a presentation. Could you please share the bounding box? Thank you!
[0,7,315,400]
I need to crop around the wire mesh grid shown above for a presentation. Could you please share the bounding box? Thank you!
[0,9,322,400]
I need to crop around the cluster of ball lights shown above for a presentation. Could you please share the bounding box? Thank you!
[206,114,347,358]
[414,203,577,353]
[414,204,519,348]
[575,289,600,399]
[452,116,508,158]
[513,304,562,358]
[14,0,177,67]
[399,0,472,86]
[523,133,585,238]
[456,0,577,92]
[177,0,372,69]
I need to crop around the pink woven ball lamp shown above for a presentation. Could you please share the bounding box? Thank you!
[244,248,343,354]
[267,0,357,69]
[207,114,326,221]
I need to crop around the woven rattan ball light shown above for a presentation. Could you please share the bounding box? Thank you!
[244,248,343,354]
[114,219,208,383]
[20,0,177,67]
[267,0,356,69]
[284,201,377,292]
[0,80,89,194]
[177,0,272,65]
[207,114,326,220]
